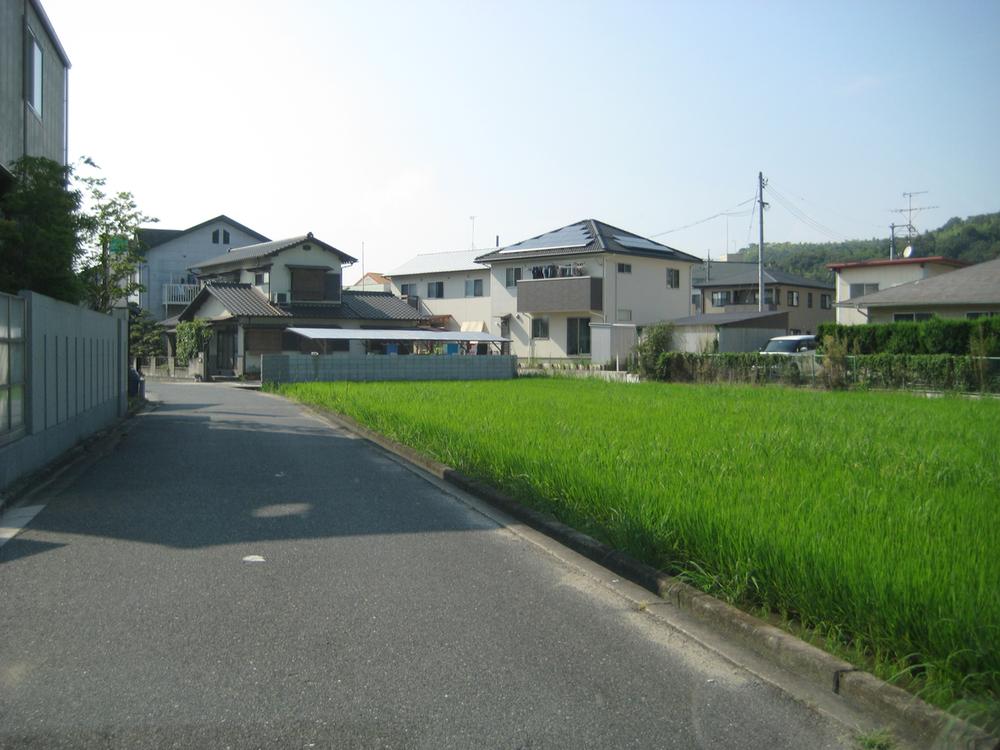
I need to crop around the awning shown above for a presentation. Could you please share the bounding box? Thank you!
[460,320,488,333]
[287,327,509,343]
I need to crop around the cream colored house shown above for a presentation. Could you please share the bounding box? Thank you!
[386,249,492,333]
[826,256,967,324]
[692,262,833,334]
[474,219,701,362]
[837,256,1000,323]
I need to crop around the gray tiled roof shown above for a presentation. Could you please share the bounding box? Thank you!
[387,248,490,276]
[192,233,357,271]
[287,292,426,321]
[845,256,1000,307]
[475,219,702,265]
[693,262,833,290]
[179,283,290,321]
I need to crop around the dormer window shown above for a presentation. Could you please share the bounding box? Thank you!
[212,229,231,244]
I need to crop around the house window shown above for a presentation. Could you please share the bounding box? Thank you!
[567,318,591,355]
[894,313,933,322]
[787,291,799,307]
[464,278,483,297]
[254,272,266,286]
[666,268,680,288]
[223,229,230,244]
[807,292,814,308]
[821,294,832,309]
[291,268,326,301]
[531,316,549,339]
[616,309,632,322]
[25,31,42,114]
[212,229,220,244]
[505,267,522,288]
[400,283,417,297]
[324,273,342,302]
[733,289,756,305]
[711,290,731,307]
[426,281,444,298]
[966,312,998,319]
[763,288,776,305]
[617,263,632,274]
[849,283,879,299]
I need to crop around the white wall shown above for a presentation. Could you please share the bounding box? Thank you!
[140,220,264,320]
[389,268,492,329]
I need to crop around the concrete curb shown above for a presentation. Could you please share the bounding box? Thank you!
[304,402,998,750]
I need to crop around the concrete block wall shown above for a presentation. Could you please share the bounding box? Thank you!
[1,291,127,492]
[262,354,517,384]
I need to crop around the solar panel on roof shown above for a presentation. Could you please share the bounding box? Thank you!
[498,224,592,253]
[613,235,669,252]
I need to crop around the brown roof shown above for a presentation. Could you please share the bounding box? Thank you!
[826,256,967,271]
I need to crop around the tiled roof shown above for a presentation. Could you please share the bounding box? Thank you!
[693,262,833,290]
[192,233,357,270]
[844,256,1000,307]
[287,292,426,321]
[475,219,701,265]
[179,283,290,321]
[826,256,967,271]
[388,248,490,276]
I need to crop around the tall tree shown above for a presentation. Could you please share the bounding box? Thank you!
[0,156,83,302]
[75,158,157,313]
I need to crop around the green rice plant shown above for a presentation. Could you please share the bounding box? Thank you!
[278,378,1000,726]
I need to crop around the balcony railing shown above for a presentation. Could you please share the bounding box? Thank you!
[163,283,199,306]
[517,276,603,314]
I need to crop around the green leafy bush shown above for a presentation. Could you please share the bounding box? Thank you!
[175,319,211,365]
[818,318,1000,356]
[635,322,675,376]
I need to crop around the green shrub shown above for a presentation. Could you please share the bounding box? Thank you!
[635,322,675,376]
[175,319,212,366]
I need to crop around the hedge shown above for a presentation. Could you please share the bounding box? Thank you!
[647,351,1000,393]
[816,316,1000,356]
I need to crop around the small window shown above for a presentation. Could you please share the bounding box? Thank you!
[426,281,444,299]
[531,316,549,339]
[711,291,731,307]
[616,309,632,322]
[849,283,879,299]
[223,229,230,244]
[505,267,522,288]
[893,313,914,322]
[465,278,483,297]
[807,292,814,308]
[400,283,417,297]
[821,294,832,309]
[212,229,220,244]
[787,291,799,307]
[25,31,42,114]
[254,272,265,286]
[966,312,997,319]
[617,263,632,274]
[666,268,680,288]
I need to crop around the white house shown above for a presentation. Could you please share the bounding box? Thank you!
[386,249,493,333]
[474,219,702,362]
[825,256,967,324]
[134,215,270,321]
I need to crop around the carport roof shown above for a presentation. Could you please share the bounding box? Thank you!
[288,328,509,343]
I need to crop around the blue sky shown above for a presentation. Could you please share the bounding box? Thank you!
[43,0,1000,280]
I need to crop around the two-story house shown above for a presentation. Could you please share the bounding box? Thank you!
[691,261,835,334]
[385,249,492,333]
[134,215,270,321]
[0,0,70,193]
[826,256,969,324]
[474,219,701,362]
[172,233,424,377]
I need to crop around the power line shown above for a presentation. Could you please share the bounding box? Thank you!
[766,184,845,241]
[649,196,755,237]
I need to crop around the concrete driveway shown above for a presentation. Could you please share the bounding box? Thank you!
[0,382,857,748]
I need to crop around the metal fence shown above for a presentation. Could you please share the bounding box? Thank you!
[0,293,27,444]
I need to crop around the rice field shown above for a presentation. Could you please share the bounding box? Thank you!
[274,378,1000,721]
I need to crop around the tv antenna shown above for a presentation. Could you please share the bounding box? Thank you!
[890,191,937,257]
[469,215,476,249]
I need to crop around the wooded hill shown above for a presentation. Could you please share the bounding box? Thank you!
[730,211,1000,282]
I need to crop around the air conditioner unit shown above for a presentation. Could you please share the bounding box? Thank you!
[274,292,287,304]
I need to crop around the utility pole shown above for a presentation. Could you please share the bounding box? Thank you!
[758,171,767,312]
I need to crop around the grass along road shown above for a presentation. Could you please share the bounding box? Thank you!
[274,378,1000,729]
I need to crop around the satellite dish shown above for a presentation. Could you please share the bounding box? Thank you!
[902,245,913,258]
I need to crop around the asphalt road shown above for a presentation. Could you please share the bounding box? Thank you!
[0,382,855,749]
